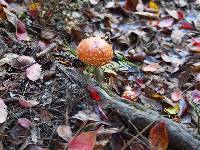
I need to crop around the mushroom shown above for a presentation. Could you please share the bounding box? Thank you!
[122,90,137,101]
[77,37,113,84]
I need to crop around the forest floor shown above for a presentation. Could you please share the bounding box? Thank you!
[1,0,200,150]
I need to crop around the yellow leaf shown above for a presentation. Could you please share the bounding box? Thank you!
[28,2,40,11]
[149,1,159,13]
[165,103,179,115]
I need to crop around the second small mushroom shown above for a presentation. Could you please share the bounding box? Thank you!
[76,37,113,84]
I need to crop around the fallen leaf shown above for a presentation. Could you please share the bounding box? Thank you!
[0,3,7,20]
[16,20,30,41]
[105,1,115,8]
[165,103,179,115]
[11,55,35,69]
[171,29,184,45]
[86,86,101,101]
[57,124,72,141]
[159,18,174,28]
[179,21,194,30]
[124,0,139,11]
[171,88,182,102]
[149,1,159,13]
[3,7,18,28]
[72,110,101,122]
[165,9,178,20]
[149,121,169,150]
[134,11,159,19]
[142,63,160,72]
[24,144,48,150]
[18,118,32,129]
[28,2,40,17]
[144,87,164,100]
[26,63,42,81]
[177,99,188,117]
[0,99,7,123]
[89,0,99,5]
[68,131,97,150]
[41,30,56,40]
[191,89,200,103]
[19,99,39,108]
[177,10,185,20]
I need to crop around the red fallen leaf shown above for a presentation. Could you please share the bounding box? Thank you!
[16,20,30,41]
[171,88,182,102]
[192,38,200,47]
[179,21,194,30]
[18,118,32,129]
[19,99,39,108]
[177,10,185,20]
[149,121,169,150]
[86,86,101,101]
[68,131,97,150]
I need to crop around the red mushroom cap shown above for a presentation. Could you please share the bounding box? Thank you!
[76,37,113,66]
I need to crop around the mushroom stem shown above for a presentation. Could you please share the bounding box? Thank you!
[94,67,104,85]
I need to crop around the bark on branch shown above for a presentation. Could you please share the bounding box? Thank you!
[63,67,200,150]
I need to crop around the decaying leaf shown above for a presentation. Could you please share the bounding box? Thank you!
[171,88,182,102]
[165,103,179,115]
[149,121,169,150]
[142,63,160,72]
[0,99,7,123]
[57,124,72,141]
[19,99,39,108]
[26,63,42,81]
[71,110,101,122]
[18,118,32,129]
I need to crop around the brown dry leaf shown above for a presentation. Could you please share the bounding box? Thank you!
[149,122,169,150]
[171,88,182,102]
[142,63,160,72]
[144,87,164,100]
[39,109,52,121]
[57,124,72,141]
[123,0,139,12]
[0,3,7,20]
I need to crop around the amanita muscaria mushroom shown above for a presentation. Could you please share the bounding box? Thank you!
[77,37,113,84]
[122,90,137,101]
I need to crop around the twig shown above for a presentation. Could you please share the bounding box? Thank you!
[36,43,57,57]
[121,118,158,150]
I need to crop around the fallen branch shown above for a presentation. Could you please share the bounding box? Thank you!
[62,67,200,150]
[36,43,57,57]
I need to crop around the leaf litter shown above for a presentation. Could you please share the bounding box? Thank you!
[0,0,200,149]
